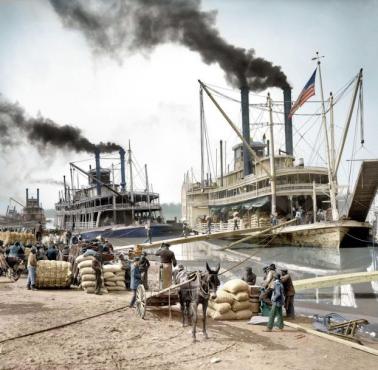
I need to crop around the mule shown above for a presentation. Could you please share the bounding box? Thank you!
[177,262,220,342]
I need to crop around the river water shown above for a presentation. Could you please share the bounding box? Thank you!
[111,236,378,322]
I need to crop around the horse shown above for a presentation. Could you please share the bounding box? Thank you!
[177,262,220,342]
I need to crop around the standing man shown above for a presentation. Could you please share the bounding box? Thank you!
[92,254,103,295]
[261,264,276,306]
[265,273,285,332]
[139,251,150,290]
[47,245,58,261]
[233,215,239,230]
[144,223,152,244]
[242,266,256,285]
[129,257,141,308]
[280,269,296,318]
[206,216,212,234]
[155,243,177,288]
[27,247,38,290]
[35,221,43,242]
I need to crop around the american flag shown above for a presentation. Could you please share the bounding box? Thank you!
[289,69,317,118]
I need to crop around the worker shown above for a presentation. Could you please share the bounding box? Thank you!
[92,254,103,295]
[139,251,150,290]
[155,243,177,288]
[65,230,72,246]
[35,222,43,242]
[264,273,285,332]
[260,264,276,306]
[129,257,141,308]
[46,245,58,261]
[26,247,38,291]
[207,216,212,234]
[233,215,239,230]
[280,268,296,318]
[144,223,152,244]
[242,266,256,285]
[182,222,189,238]
[119,254,131,289]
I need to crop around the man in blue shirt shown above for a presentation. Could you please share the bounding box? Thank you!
[129,257,141,308]
[265,273,285,331]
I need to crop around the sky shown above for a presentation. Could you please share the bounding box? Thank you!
[0,0,377,211]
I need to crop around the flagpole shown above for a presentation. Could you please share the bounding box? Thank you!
[267,93,277,218]
[314,52,339,221]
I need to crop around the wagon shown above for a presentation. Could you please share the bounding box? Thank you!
[135,260,194,319]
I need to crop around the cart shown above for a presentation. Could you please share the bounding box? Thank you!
[135,261,194,319]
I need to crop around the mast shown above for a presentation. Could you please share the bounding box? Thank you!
[199,87,205,187]
[145,164,151,217]
[112,163,116,224]
[128,140,134,221]
[268,93,277,216]
[329,92,336,173]
[315,52,339,221]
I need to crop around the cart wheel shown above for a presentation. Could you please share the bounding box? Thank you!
[135,284,146,319]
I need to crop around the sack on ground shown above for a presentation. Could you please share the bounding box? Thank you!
[78,259,94,269]
[232,300,253,312]
[213,289,235,304]
[116,281,126,287]
[208,300,232,314]
[106,286,125,291]
[80,267,95,275]
[81,281,96,289]
[81,274,96,282]
[235,309,253,320]
[234,291,249,302]
[105,281,116,287]
[85,287,108,294]
[223,279,249,294]
[207,307,236,320]
[104,271,115,279]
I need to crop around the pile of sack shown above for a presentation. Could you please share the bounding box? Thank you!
[103,264,126,292]
[0,231,35,246]
[35,260,72,288]
[76,254,108,294]
[207,279,253,320]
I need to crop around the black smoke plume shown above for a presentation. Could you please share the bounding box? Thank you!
[50,0,290,90]
[0,97,120,153]
[30,178,65,186]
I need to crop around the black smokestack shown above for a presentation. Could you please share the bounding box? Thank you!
[49,0,290,91]
[283,88,293,156]
[0,97,120,153]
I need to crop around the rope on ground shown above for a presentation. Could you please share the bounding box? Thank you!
[0,305,130,345]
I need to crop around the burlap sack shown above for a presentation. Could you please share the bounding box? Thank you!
[213,289,235,304]
[35,260,72,288]
[208,300,232,314]
[80,267,95,275]
[116,281,126,287]
[105,281,116,287]
[81,274,96,282]
[106,286,125,291]
[234,291,249,302]
[207,307,236,320]
[85,287,108,294]
[103,271,115,279]
[223,279,249,294]
[103,264,122,273]
[235,309,253,320]
[232,300,253,312]
[81,281,96,288]
[76,255,95,264]
[78,260,94,269]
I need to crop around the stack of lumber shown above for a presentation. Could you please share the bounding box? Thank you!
[76,255,107,294]
[103,264,126,291]
[207,279,254,320]
[35,260,72,288]
[0,231,35,246]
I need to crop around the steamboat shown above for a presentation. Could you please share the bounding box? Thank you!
[55,142,177,240]
[182,60,378,248]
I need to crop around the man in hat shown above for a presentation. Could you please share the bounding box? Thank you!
[129,257,142,307]
[260,264,276,306]
[265,273,285,332]
[242,266,256,285]
[155,243,177,288]
[139,251,150,290]
[280,268,296,318]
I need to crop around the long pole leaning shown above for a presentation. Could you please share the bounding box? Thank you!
[198,80,272,180]
[268,93,277,216]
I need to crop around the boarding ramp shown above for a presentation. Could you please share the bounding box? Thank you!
[347,160,378,221]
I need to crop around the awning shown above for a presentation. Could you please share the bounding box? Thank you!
[243,196,270,210]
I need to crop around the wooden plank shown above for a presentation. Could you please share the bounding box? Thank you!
[293,271,378,291]
[284,321,378,356]
[114,226,264,251]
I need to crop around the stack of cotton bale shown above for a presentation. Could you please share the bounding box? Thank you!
[103,263,126,292]
[207,279,253,320]
[76,254,107,294]
[35,260,72,288]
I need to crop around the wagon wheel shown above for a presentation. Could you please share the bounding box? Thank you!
[135,284,147,319]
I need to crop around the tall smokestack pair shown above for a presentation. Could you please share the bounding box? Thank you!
[240,87,293,176]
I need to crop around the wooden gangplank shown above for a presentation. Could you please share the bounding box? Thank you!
[347,160,378,222]
[293,270,378,291]
[113,226,264,251]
